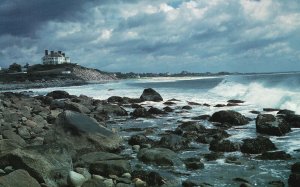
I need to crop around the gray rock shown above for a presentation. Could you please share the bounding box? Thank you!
[95,104,128,116]
[209,139,240,152]
[55,110,122,152]
[158,134,190,151]
[65,101,91,114]
[0,139,24,152]
[17,126,31,139]
[140,88,163,102]
[131,107,153,118]
[90,160,131,177]
[2,130,26,146]
[137,148,183,166]
[256,114,291,136]
[75,151,123,168]
[0,144,72,187]
[0,169,41,187]
[67,171,87,187]
[46,90,73,99]
[82,179,106,187]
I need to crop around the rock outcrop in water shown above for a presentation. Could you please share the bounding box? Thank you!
[140,88,163,102]
[0,88,299,186]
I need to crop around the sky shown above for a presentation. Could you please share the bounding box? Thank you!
[0,0,300,73]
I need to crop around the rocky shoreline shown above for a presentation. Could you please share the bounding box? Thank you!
[0,88,300,186]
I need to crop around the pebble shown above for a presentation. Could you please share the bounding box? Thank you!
[75,167,91,180]
[132,145,140,152]
[92,174,105,180]
[4,166,14,173]
[0,169,5,174]
[121,173,131,179]
[103,179,114,187]
[68,171,87,187]
[133,178,147,187]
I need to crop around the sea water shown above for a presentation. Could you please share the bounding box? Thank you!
[27,72,300,186]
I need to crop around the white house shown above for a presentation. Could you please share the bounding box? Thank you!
[42,50,71,65]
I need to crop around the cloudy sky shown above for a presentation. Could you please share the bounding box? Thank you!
[1,0,300,73]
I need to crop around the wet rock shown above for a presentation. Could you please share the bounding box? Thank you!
[74,168,91,181]
[187,101,201,105]
[128,134,153,146]
[196,129,230,144]
[82,179,106,187]
[277,109,295,115]
[182,105,192,110]
[133,178,147,187]
[214,104,227,107]
[131,103,143,109]
[263,108,280,112]
[227,99,245,104]
[140,88,163,102]
[0,144,72,186]
[137,148,183,166]
[255,151,292,160]
[191,115,211,120]
[256,114,291,136]
[225,156,242,165]
[241,136,277,154]
[289,163,300,187]
[0,169,40,187]
[90,160,131,177]
[277,112,300,128]
[163,101,176,105]
[209,139,240,152]
[65,101,91,114]
[268,180,285,187]
[184,158,204,170]
[107,96,124,103]
[55,110,122,153]
[163,106,174,112]
[249,110,260,114]
[75,151,123,168]
[131,107,153,118]
[132,170,166,186]
[158,134,190,151]
[178,121,206,132]
[50,100,66,110]
[95,104,128,116]
[46,90,73,99]
[182,179,213,187]
[210,110,249,126]
[148,107,166,115]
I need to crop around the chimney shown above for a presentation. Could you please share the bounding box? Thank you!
[50,51,54,55]
[62,53,65,57]
[58,51,62,54]
[45,50,48,56]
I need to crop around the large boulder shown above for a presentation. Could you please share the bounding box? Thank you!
[0,169,41,187]
[158,134,190,151]
[256,114,291,136]
[210,110,249,126]
[241,136,277,154]
[140,88,163,102]
[0,139,24,152]
[128,134,153,146]
[0,144,72,187]
[46,90,73,99]
[137,148,183,166]
[177,121,206,132]
[54,110,122,153]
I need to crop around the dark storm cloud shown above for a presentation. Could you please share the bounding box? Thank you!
[0,0,100,36]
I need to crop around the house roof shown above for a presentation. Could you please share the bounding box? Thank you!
[46,52,64,57]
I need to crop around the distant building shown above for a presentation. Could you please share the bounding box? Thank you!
[42,50,71,65]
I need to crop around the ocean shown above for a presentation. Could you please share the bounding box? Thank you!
[27,72,300,186]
